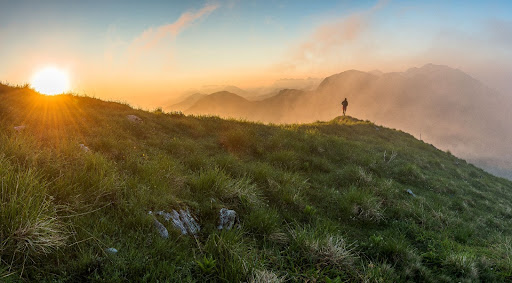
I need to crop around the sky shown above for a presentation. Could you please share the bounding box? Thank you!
[1,0,511,107]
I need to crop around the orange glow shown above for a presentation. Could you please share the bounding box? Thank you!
[30,67,70,95]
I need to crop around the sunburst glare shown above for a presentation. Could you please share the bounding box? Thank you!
[30,66,70,95]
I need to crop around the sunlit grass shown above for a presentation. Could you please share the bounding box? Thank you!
[0,83,511,281]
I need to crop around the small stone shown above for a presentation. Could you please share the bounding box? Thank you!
[218,208,237,230]
[79,144,90,152]
[14,125,26,132]
[127,115,143,123]
[106,248,118,254]
[154,219,169,238]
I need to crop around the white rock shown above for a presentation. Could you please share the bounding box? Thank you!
[180,209,200,235]
[127,115,143,123]
[154,219,169,238]
[218,208,237,230]
[154,209,200,235]
[79,144,90,152]
[170,210,188,234]
[106,247,118,254]
[13,125,26,132]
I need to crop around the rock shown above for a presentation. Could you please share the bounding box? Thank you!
[13,125,26,132]
[127,114,143,123]
[218,208,237,230]
[154,219,169,238]
[406,189,416,197]
[176,209,200,235]
[169,210,188,234]
[106,247,118,254]
[155,209,200,235]
[79,144,90,152]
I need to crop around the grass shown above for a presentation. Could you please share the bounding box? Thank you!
[0,84,512,281]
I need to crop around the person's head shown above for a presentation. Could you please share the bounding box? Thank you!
[344,98,347,101]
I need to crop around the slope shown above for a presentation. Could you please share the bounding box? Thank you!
[181,64,512,180]
[1,84,512,282]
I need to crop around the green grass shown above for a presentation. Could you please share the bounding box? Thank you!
[1,84,512,281]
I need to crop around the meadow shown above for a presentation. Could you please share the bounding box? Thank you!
[1,84,512,282]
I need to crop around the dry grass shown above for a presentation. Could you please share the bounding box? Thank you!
[249,269,285,283]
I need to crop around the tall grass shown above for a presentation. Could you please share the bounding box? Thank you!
[0,155,66,271]
[1,86,512,281]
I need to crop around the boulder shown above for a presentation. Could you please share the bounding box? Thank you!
[218,208,237,230]
[127,115,143,123]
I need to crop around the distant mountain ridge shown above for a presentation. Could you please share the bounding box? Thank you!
[178,64,512,179]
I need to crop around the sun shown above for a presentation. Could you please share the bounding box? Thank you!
[30,66,70,95]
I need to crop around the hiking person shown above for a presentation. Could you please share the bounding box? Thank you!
[341,98,348,116]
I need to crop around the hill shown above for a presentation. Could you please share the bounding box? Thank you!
[179,64,512,180]
[1,84,512,281]
[186,91,252,118]
[167,93,207,111]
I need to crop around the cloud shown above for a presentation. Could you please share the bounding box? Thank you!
[416,19,512,95]
[131,3,219,52]
[279,0,387,73]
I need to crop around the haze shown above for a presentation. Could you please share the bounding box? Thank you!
[1,0,512,178]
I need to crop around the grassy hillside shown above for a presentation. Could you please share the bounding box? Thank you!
[1,84,512,282]
[178,64,512,180]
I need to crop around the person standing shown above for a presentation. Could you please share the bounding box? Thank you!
[341,98,348,116]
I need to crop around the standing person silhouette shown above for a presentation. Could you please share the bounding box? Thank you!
[341,98,348,116]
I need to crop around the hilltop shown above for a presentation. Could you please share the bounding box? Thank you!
[1,84,512,281]
[171,64,512,180]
